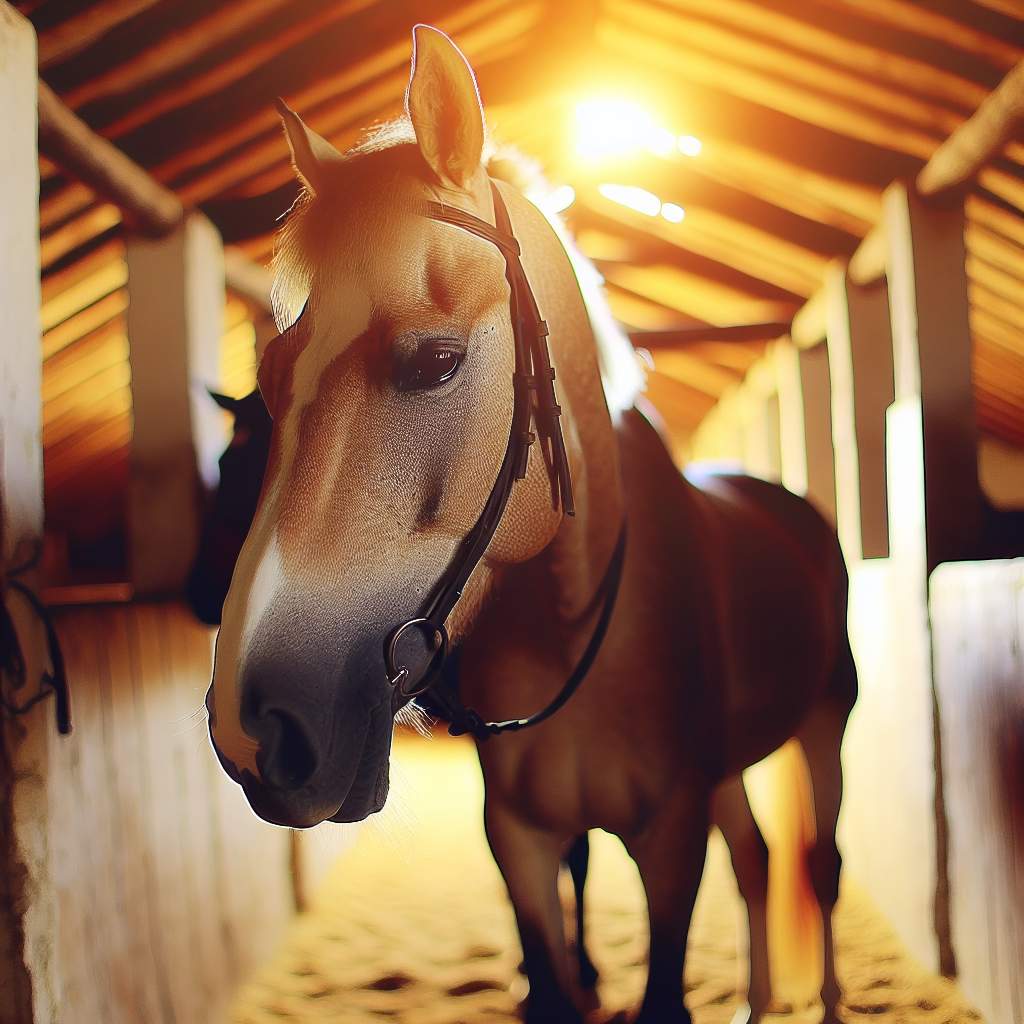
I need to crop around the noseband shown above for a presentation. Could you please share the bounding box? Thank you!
[383,181,627,741]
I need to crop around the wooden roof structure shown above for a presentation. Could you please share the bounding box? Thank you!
[16,0,1024,575]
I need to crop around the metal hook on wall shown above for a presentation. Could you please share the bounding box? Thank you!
[0,540,72,736]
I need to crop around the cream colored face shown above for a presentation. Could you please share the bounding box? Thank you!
[205,24,569,829]
[207,165,565,827]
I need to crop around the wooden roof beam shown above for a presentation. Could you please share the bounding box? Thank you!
[37,78,272,308]
[571,208,804,305]
[581,156,861,260]
[792,58,1024,348]
[919,61,1024,197]
[630,323,791,348]
[38,79,182,236]
[36,0,162,69]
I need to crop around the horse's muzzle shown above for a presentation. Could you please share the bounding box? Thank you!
[206,672,394,828]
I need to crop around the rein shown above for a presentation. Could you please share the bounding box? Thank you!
[383,180,626,742]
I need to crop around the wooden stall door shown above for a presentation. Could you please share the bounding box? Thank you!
[49,602,292,1024]
[931,561,1024,1024]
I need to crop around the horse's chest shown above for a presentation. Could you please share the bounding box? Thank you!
[478,719,685,839]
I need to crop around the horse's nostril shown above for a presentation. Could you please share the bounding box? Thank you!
[256,709,318,791]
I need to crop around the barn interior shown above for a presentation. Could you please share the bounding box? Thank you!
[1,1,1023,1023]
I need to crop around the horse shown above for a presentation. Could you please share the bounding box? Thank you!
[205,25,857,1024]
[188,386,602,991]
[186,389,272,625]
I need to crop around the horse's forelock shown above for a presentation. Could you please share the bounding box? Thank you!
[270,117,545,329]
[270,118,643,410]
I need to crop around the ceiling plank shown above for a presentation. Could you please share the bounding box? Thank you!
[811,0,1022,70]
[579,191,822,297]
[572,208,805,305]
[652,350,743,396]
[611,0,969,137]
[588,40,921,190]
[60,0,317,109]
[37,0,163,68]
[114,0,522,176]
[601,263,798,326]
[582,157,861,259]
[599,13,940,162]
[75,0,387,143]
[601,281,701,331]
[651,0,987,111]
[631,323,790,347]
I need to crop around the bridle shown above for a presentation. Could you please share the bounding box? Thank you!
[383,180,627,741]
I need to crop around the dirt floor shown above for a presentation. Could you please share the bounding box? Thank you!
[229,735,982,1024]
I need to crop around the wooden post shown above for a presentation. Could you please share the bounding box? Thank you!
[774,340,837,523]
[787,342,836,524]
[825,266,895,562]
[885,182,983,571]
[125,213,226,595]
[871,179,980,977]
[0,6,58,1022]
[737,362,780,482]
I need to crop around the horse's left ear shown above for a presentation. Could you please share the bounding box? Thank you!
[405,24,485,190]
[275,98,342,196]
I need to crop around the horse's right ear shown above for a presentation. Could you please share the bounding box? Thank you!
[275,98,342,196]
[405,25,485,190]
[207,389,240,414]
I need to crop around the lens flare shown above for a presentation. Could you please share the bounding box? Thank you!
[574,98,702,163]
[678,134,703,157]
[545,184,576,213]
[598,184,662,217]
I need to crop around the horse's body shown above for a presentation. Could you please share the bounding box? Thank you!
[206,26,855,1024]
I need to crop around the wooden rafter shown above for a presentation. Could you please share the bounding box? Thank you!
[14,0,1024,474]
[793,57,1024,347]
[36,0,163,68]
[652,0,987,112]
[571,208,804,305]
[38,79,183,235]
[631,323,790,348]
[810,0,1023,70]
[919,61,1024,196]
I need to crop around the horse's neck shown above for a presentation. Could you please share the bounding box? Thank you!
[543,408,623,622]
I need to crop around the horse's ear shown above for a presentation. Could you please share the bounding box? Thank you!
[207,389,240,414]
[405,24,485,190]
[275,98,342,196]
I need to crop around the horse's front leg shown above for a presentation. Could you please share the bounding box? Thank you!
[485,801,583,1024]
[625,790,710,1024]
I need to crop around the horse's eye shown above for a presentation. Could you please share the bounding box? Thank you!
[397,341,464,391]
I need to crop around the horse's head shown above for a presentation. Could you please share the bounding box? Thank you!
[207,26,583,828]
[187,390,272,625]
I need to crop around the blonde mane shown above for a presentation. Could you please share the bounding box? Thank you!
[272,116,643,414]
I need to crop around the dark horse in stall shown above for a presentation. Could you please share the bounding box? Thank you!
[186,389,272,626]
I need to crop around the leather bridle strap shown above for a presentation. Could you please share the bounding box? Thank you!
[422,186,574,513]
[434,524,626,741]
[383,180,624,742]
